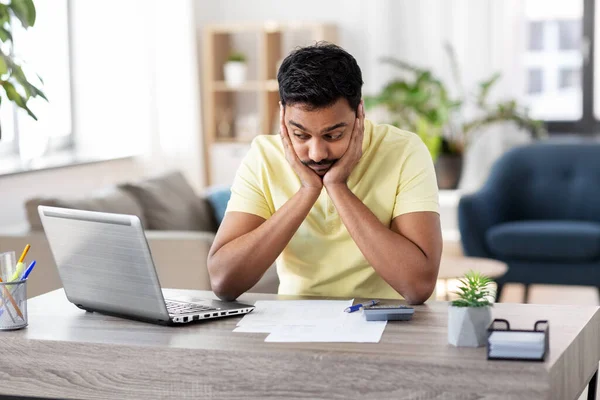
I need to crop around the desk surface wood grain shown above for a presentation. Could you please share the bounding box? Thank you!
[0,289,598,400]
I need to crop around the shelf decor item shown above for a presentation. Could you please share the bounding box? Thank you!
[216,108,233,139]
[448,270,494,347]
[224,52,247,87]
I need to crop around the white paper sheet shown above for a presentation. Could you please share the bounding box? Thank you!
[264,310,387,343]
[233,325,279,333]
[234,299,387,342]
[235,299,353,332]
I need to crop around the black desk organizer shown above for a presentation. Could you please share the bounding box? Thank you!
[486,319,550,362]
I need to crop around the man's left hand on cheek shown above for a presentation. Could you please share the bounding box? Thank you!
[323,101,365,188]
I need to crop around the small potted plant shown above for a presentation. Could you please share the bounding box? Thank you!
[448,271,494,347]
[224,51,247,87]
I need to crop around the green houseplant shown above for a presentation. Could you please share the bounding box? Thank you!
[224,51,247,87]
[227,52,246,63]
[0,0,47,140]
[447,271,494,347]
[365,44,546,189]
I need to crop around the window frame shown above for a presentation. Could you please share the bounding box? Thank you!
[545,0,599,134]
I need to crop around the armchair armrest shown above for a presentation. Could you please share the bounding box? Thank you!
[458,188,508,258]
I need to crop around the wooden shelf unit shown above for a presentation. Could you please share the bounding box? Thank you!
[202,22,337,185]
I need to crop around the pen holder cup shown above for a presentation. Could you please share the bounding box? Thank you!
[0,280,28,330]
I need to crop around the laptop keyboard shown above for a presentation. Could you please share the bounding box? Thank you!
[166,300,215,315]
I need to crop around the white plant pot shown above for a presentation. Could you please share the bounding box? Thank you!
[224,62,247,87]
[448,305,492,347]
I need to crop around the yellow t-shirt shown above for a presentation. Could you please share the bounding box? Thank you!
[226,119,439,299]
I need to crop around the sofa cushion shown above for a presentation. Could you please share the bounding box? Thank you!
[486,221,600,262]
[25,187,146,230]
[203,186,231,226]
[120,171,217,232]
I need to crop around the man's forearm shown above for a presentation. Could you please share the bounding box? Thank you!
[209,187,320,299]
[326,184,437,303]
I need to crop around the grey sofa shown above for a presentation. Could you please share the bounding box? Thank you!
[0,171,279,298]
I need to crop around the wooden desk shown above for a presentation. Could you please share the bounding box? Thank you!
[0,289,598,400]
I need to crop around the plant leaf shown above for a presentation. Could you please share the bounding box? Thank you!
[31,84,46,101]
[0,26,12,42]
[1,80,36,119]
[0,55,6,75]
[451,270,495,307]
[9,0,36,28]
[477,72,501,106]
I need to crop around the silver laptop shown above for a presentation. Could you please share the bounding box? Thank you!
[38,206,254,325]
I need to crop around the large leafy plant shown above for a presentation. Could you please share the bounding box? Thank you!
[364,44,546,160]
[0,0,46,140]
[451,271,494,308]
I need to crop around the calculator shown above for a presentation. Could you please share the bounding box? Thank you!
[363,304,415,321]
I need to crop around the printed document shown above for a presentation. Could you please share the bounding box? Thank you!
[234,299,387,343]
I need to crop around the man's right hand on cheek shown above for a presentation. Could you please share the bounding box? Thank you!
[280,104,323,191]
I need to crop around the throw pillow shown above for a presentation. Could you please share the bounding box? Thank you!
[203,185,232,226]
[120,171,217,232]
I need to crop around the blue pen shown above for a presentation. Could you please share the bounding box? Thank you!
[20,261,36,280]
[344,300,379,313]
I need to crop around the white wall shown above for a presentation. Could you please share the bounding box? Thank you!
[0,0,204,228]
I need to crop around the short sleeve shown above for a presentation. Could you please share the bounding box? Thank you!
[393,139,439,218]
[225,138,273,220]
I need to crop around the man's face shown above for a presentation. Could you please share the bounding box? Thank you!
[284,98,357,176]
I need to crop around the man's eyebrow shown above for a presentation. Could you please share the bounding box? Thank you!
[288,120,308,132]
[321,122,347,133]
[288,120,348,134]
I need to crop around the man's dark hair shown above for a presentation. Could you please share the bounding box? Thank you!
[277,42,363,112]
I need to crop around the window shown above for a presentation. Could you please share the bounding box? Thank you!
[0,0,72,159]
[523,0,583,123]
[559,68,580,89]
[527,69,543,94]
[519,0,600,133]
[0,99,16,156]
[558,20,582,50]
[528,21,545,51]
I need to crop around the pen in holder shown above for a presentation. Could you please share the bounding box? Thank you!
[0,251,17,282]
[0,280,28,330]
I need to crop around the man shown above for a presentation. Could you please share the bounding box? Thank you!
[208,43,442,304]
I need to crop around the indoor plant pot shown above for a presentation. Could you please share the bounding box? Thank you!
[447,271,494,348]
[435,153,463,190]
[448,305,491,347]
[224,61,247,86]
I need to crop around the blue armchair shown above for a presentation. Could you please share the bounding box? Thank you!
[458,142,600,302]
